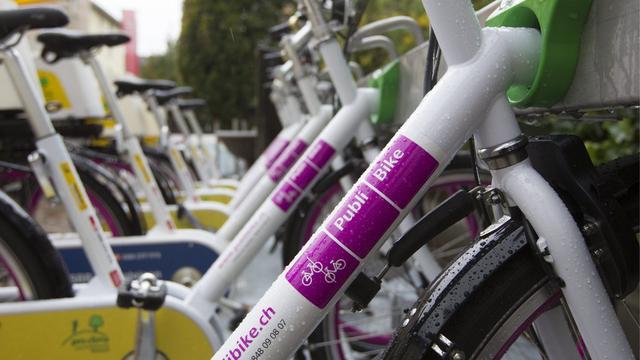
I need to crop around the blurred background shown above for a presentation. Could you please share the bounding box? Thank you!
[11,0,639,165]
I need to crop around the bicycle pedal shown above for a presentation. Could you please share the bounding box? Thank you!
[117,273,167,311]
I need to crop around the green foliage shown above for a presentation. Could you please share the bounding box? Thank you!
[140,41,182,83]
[546,112,639,164]
[178,0,287,128]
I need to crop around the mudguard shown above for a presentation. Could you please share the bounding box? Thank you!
[382,218,528,359]
[0,190,73,297]
[72,154,146,235]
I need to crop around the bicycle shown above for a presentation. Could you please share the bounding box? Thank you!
[277,11,493,355]
[0,5,462,359]
[0,8,420,357]
[0,7,423,358]
[213,0,638,359]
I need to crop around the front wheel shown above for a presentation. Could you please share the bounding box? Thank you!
[396,244,638,360]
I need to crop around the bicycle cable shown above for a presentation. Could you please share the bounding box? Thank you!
[341,0,370,55]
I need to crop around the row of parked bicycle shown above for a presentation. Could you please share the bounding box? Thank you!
[0,0,637,359]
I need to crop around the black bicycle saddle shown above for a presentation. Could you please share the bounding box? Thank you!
[114,78,176,97]
[153,87,193,105]
[0,7,68,41]
[37,29,129,63]
[177,98,207,111]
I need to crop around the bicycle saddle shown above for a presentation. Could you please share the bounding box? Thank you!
[153,87,193,105]
[0,7,68,42]
[37,29,129,63]
[114,78,176,97]
[269,22,292,42]
[177,98,207,110]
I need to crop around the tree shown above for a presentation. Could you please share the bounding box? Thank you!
[140,41,182,83]
[178,0,288,129]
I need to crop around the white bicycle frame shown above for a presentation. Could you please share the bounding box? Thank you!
[37,43,228,276]
[185,6,447,317]
[164,99,242,194]
[147,93,203,202]
[0,30,226,350]
[210,0,633,359]
[211,25,336,243]
[3,47,124,291]
[82,52,178,233]
[224,69,310,208]
[167,101,217,184]
[181,104,239,188]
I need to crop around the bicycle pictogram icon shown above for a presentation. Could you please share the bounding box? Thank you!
[301,257,346,286]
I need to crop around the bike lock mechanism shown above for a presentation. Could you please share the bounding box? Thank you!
[117,273,167,359]
[346,187,486,311]
[27,151,58,201]
[117,273,168,311]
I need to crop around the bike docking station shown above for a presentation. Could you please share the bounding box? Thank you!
[31,29,228,286]
[0,0,637,358]
[26,26,319,289]
[0,10,226,358]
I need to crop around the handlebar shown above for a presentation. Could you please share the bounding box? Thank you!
[346,34,398,60]
[289,22,314,51]
[350,16,425,48]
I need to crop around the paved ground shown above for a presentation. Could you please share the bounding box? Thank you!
[232,238,283,305]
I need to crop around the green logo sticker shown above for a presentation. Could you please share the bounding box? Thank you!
[62,314,110,353]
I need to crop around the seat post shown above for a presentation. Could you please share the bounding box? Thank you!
[144,93,170,149]
[1,47,56,139]
[80,50,134,140]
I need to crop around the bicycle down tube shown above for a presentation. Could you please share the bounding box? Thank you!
[212,29,335,243]
[186,26,390,314]
[229,81,306,209]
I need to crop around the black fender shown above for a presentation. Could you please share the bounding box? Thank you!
[0,190,73,297]
[382,218,528,359]
[72,154,146,235]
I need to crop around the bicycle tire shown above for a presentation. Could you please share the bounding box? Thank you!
[383,154,640,360]
[75,155,146,235]
[400,245,556,360]
[148,156,180,205]
[0,190,72,300]
[27,164,137,236]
